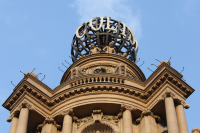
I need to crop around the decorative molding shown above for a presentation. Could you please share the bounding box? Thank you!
[158,89,183,103]
[121,103,136,111]
[92,110,103,122]
[37,117,61,132]
[58,108,73,116]
[76,118,120,133]
[136,109,160,124]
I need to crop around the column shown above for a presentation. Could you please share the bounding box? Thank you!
[165,97,179,133]
[176,104,189,133]
[16,108,29,133]
[9,116,18,133]
[123,109,133,133]
[62,109,73,133]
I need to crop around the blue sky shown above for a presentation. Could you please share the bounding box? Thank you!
[0,0,200,132]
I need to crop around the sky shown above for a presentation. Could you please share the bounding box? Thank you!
[0,0,200,132]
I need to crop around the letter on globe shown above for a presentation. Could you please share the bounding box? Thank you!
[90,17,103,31]
[105,17,118,31]
[76,22,87,38]
[119,21,126,36]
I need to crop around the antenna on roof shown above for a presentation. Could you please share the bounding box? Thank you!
[31,68,35,73]
[20,71,25,75]
[37,73,42,77]
[168,57,171,61]
[41,75,45,81]
[180,67,184,74]
[58,67,64,73]
[11,81,16,87]
[65,60,71,65]
[62,63,68,69]
[148,68,154,73]
[156,59,161,62]
[139,61,145,68]
[182,78,186,82]
[136,58,140,64]
[151,64,158,67]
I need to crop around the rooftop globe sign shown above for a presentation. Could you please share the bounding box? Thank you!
[71,17,139,62]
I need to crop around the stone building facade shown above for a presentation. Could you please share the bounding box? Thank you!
[2,17,198,133]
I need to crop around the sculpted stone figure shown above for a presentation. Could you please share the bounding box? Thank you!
[89,43,101,55]
[103,42,116,54]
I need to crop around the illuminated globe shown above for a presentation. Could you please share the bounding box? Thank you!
[71,17,139,62]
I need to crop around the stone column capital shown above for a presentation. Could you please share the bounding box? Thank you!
[136,109,160,124]
[176,100,190,109]
[158,89,183,102]
[58,108,73,116]
[121,104,136,111]
[182,102,190,109]
[37,117,61,132]
[21,100,35,110]
[192,128,200,133]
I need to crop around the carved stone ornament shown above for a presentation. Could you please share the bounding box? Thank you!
[37,117,61,132]
[58,108,73,116]
[182,102,190,109]
[136,109,160,124]
[92,110,103,122]
[158,89,182,102]
[121,104,136,111]
[21,100,35,110]
[6,115,13,122]
[192,128,200,133]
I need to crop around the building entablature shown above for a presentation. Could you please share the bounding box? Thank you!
[3,67,193,117]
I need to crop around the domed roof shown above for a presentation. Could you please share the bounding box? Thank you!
[24,72,38,79]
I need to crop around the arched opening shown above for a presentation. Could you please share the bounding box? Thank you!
[82,123,114,133]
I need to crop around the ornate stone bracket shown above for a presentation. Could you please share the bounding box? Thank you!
[92,109,103,122]
[136,109,160,124]
[37,117,61,132]
[6,115,13,122]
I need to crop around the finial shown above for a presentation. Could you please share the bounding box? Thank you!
[136,58,140,63]
[62,63,68,68]
[180,67,184,73]
[58,67,64,73]
[41,75,45,81]
[148,68,154,72]
[139,61,145,67]
[151,64,157,67]
[31,68,35,73]
[11,81,16,87]
[65,60,71,65]
[37,73,42,77]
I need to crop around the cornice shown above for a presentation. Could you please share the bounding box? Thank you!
[3,67,194,113]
